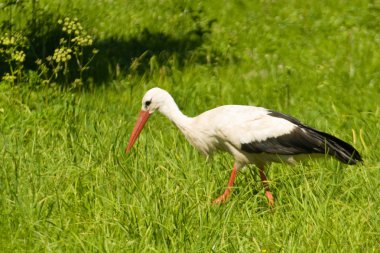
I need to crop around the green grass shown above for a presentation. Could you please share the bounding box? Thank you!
[1,0,380,252]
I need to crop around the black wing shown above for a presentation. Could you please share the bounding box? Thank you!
[241,111,362,165]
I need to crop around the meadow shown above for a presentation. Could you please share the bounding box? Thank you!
[1,0,379,252]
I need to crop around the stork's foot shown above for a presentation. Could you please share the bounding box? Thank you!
[259,167,274,207]
[212,190,230,204]
[265,191,274,207]
[212,165,238,205]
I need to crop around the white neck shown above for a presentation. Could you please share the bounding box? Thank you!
[158,97,193,131]
[157,92,214,156]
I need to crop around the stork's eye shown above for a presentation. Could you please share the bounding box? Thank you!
[145,100,152,107]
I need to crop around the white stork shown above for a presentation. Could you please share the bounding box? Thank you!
[126,87,362,205]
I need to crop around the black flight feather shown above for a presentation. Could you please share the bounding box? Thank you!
[241,110,362,165]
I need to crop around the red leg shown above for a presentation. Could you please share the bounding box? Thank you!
[212,165,237,204]
[259,167,274,207]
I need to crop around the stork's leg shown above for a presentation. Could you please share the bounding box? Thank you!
[212,165,237,204]
[259,166,274,206]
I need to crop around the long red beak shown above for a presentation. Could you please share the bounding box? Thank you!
[125,110,151,153]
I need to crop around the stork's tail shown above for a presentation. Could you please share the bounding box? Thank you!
[308,128,363,165]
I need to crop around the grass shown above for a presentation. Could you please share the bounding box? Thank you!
[1,0,380,252]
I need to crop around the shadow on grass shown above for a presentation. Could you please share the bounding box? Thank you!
[89,27,215,83]
[14,10,218,86]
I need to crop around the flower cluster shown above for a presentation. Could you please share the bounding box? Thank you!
[0,16,98,86]
[51,47,72,63]
[0,35,16,46]
[59,17,83,34]
[0,33,26,63]
[0,32,28,83]
[11,50,26,62]
[0,33,27,47]
[34,16,98,87]
[2,73,17,82]
[58,17,94,46]
[71,34,93,46]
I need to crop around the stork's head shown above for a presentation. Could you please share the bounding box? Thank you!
[140,87,170,114]
[126,87,171,153]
